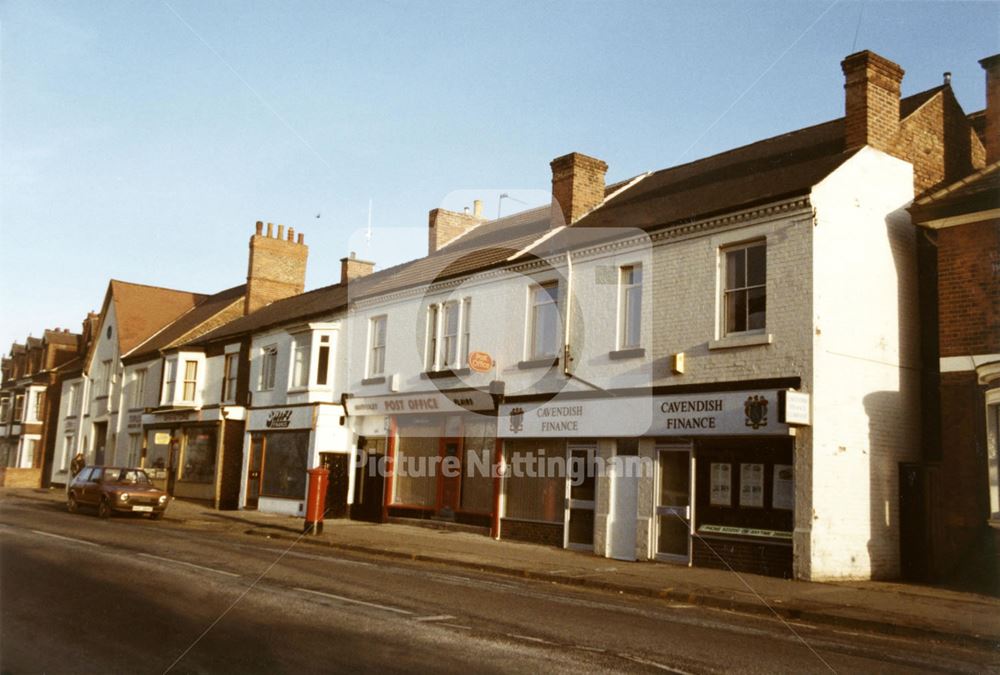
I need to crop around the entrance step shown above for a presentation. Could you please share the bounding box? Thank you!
[387,516,490,537]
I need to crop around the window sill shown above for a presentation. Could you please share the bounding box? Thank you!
[609,347,645,360]
[517,357,560,370]
[420,368,471,380]
[709,332,773,350]
[361,376,386,385]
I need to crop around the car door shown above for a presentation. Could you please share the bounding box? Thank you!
[81,468,101,504]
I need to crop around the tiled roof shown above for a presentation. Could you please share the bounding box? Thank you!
[109,280,207,355]
[125,284,245,361]
[910,160,1000,222]
[194,87,950,343]
[43,329,80,346]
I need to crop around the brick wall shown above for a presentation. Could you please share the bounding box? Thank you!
[427,208,482,254]
[692,537,792,578]
[937,219,1000,357]
[245,224,308,315]
[500,518,563,547]
[551,152,608,226]
[842,51,903,154]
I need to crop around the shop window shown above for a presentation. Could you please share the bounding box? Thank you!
[222,353,238,403]
[722,241,766,335]
[260,431,310,498]
[317,336,331,386]
[503,440,564,523]
[393,430,438,507]
[259,345,278,391]
[368,316,387,377]
[182,361,198,402]
[145,431,170,477]
[619,264,642,349]
[528,282,560,360]
[461,418,494,513]
[131,369,146,409]
[291,335,311,389]
[181,429,216,483]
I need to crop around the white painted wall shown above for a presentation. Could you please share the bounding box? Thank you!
[807,147,919,580]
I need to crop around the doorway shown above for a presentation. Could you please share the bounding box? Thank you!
[93,422,108,465]
[656,446,692,563]
[245,434,264,510]
[320,452,350,519]
[351,438,386,522]
[564,444,596,550]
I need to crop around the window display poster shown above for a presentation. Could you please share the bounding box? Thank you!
[772,464,794,510]
[740,463,764,507]
[710,462,732,506]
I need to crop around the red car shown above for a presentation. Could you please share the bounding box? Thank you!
[67,466,170,519]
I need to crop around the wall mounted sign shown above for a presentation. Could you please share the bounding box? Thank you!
[499,390,790,438]
[248,405,314,431]
[739,463,764,507]
[266,409,293,429]
[468,351,494,373]
[698,525,792,540]
[346,390,494,417]
[127,414,142,430]
[772,464,794,510]
[778,389,811,426]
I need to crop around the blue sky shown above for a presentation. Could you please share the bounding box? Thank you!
[1,1,997,350]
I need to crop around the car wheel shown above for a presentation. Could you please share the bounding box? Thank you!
[150,512,164,521]
[97,498,112,519]
[67,494,78,514]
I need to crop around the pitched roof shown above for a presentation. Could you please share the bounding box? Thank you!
[125,284,246,361]
[193,87,952,343]
[108,280,207,355]
[43,329,80,346]
[910,160,1000,223]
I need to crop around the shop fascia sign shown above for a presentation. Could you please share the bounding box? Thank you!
[346,390,495,417]
[498,390,790,438]
[248,406,314,431]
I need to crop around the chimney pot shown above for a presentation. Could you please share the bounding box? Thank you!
[943,71,952,85]
[841,50,905,153]
[266,222,274,237]
[297,233,304,244]
[550,152,609,227]
[473,199,483,218]
[979,54,1000,164]
[277,224,285,240]
[255,221,263,235]
[340,253,375,284]
[288,227,295,242]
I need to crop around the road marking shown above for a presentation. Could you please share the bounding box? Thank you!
[137,553,240,577]
[507,633,557,645]
[31,530,99,547]
[414,614,455,622]
[620,654,693,674]
[439,623,472,630]
[295,587,413,615]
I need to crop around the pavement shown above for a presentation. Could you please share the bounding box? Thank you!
[13,487,1000,652]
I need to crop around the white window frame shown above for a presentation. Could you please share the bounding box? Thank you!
[259,345,278,391]
[528,282,560,360]
[290,333,312,389]
[441,301,461,369]
[222,353,239,403]
[721,240,767,337]
[131,369,146,409]
[461,297,472,367]
[31,389,45,422]
[425,305,440,371]
[316,334,332,387]
[0,396,9,423]
[368,316,387,377]
[618,264,642,350]
[162,359,176,404]
[181,360,198,402]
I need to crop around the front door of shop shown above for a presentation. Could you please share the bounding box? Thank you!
[438,439,462,519]
[246,434,264,510]
[608,455,640,561]
[320,452,350,519]
[656,446,692,562]
[564,444,596,550]
[351,438,385,522]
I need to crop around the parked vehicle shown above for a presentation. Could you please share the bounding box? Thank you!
[67,466,170,519]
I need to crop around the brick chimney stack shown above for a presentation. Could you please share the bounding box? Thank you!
[340,251,375,285]
[979,54,1000,164]
[245,220,308,315]
[550,152,608,228]
[428,206,484,255]
[841,50,905,154]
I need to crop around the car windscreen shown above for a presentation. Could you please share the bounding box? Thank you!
[102,469,151,485]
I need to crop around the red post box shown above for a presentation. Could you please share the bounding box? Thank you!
[304,466,330,535]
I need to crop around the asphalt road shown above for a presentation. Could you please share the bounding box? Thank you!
[1,494,996,674]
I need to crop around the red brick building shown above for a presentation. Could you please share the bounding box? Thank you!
[908,54,1000,592]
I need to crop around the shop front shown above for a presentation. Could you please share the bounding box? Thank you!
[498,385,804,578]
[345,389,499,532]
[142,406,245,509]
[242,403,352,517]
